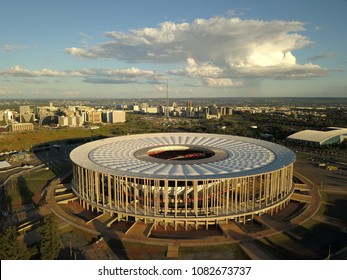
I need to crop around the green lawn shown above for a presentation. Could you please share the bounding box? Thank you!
[0,115,167,152]
[0,127,108,152]
[295,152,309,160]
[7,169,55,207]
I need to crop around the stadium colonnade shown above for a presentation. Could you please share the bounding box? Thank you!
[70,133,296,230]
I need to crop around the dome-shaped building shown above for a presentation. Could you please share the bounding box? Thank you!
[70,133,295,230]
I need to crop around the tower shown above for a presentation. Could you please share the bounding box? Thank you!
[165,79,169,118]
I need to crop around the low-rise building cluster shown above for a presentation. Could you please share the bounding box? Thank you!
[0,100,343,136]
[0,102,126,132]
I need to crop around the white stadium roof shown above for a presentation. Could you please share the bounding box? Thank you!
[287,128,347,145]
[70,133,295,180]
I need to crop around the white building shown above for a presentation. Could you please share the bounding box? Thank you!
[109,110,126,123]
[58,116,69,127]
[68,116,77,127]
[287,127,347,146]
[141,107,159,114]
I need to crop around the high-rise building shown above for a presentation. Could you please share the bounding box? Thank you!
[68,116,77,127]
[76,115,84,126]
[226,106,233,115]
[87,111,102,123]
[129,103,140,112]
[58,116,69,126]
[109,111,126,123]
[19,105,32,115]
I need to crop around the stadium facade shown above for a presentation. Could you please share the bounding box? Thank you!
[70,133,296,230]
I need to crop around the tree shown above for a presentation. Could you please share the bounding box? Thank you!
[38,214,61,260]
[0,227,31,260]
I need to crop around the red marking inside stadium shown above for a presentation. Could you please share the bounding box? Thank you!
[147,146,215,161]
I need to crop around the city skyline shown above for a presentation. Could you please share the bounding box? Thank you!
[1,0,346,99]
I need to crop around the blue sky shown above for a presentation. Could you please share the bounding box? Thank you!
[0,0,346,99]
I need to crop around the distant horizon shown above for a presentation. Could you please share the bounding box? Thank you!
[1,96,347,100]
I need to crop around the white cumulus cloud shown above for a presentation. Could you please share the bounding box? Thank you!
[170,58,240,87]
[205,78,242,87]
[0,65,163,85]
[65,47,97,58]
[65,16,327,84]
[0,65,75,77]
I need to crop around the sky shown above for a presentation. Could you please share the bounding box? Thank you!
[0,0,346,99]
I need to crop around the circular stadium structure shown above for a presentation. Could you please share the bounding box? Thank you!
[70,133,296,230]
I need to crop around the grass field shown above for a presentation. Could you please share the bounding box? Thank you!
[6,169,55,207]
[295,152,310,160]
[0,127,110,152]
[0,115,168,152]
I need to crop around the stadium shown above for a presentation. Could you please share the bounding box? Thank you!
[70,133,295,230]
